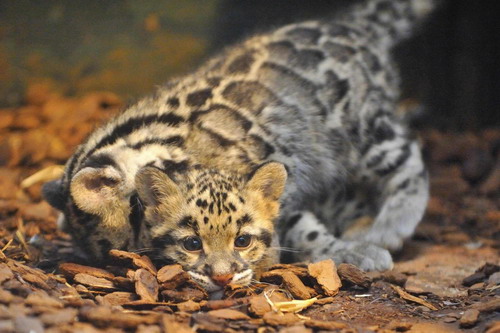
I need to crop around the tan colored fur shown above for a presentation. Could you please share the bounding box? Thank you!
[135,163,286,291]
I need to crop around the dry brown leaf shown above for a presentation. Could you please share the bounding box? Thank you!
[267,297,317,314]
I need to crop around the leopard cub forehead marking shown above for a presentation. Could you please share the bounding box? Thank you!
[185,170,248,233]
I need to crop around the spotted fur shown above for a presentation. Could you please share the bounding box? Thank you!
[43,0,434,290]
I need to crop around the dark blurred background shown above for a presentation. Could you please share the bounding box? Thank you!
[1,0,498,130]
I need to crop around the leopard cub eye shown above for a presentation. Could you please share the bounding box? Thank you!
[183,236,203,252]
[234,234,252,249]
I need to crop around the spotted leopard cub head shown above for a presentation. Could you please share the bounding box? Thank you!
[135,162,287,293]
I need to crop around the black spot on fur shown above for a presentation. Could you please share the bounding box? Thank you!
[227,52,255,74]
[202,127,235,147]
[129,194,144,240]
[257,229,273,247]
[196,199,208,208]
[178,216,197,232]
[307,231,319,241]
[152,233,176,248]
[206,77,221,87]
[286,27,321,45]
[98,239,112,258]
[248,134,275,159]
[186,89,212,107]
[374,122,396,143]
[129,136,184,150]
[236,214,252,228]
[86,112,184,160]
[222,81,278,115]
[287,214,302,228]
[323,42,356,63]
[396,178,411,191]
[376,144,411,177]
[81,153,118,169]
[167,97,180,108]
[294,49,324,70]
[162,160,189,176]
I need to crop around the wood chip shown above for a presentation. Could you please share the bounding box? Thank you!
[391,285,438,310]
[39,308,78,326]
[0,263,14,284]
[109,249,157,275]
[263,312,301,326]
[176,300,201,312]
[59,262,114,279]
[337,263,371,288]
[135,269,159,302]
[161,287,207,302]
[0,289,15,304]
[460,309,480,328]
[79,305,160,329]
[21,273,52,290]
[157,264,190,289]
[74,273,116,290]
[308,260,341,296]
[249,292,290,316]
[112,276,135,290]
[25,290,64,308]
[281,272,311,300]
[160,315,194,333]
[101,292,138,306]
[203,297,251,310]
[305,319,348,330]
[13,315,45,333]
[208,309,250,320]
[473,298,500,313]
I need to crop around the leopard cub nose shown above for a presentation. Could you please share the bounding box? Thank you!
[211,274,234,287]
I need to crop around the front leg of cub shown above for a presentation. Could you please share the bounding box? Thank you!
[344,140,429,251]
[282,211,393,271]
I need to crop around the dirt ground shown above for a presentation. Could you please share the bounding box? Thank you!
[0,86,498,332]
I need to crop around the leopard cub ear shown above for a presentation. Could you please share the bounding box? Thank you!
[69,167,123,216]
[135,167,182,208]
[246,162,287,201]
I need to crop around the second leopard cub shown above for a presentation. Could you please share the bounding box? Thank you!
[43,0,433,292]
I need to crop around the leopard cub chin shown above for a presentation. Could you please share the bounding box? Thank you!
[135,162,286,292]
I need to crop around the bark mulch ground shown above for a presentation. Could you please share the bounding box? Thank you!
[0,86,498,332]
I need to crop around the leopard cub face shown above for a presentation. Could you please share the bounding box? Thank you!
[135,162,287,293]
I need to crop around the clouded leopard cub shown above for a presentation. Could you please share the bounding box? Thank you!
[44,0,432,292]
